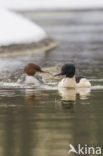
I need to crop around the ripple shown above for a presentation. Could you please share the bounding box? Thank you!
[92,85,103,90]
[90,79,103,82]
[0,104,17,108]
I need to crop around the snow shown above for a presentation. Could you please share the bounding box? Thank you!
[0,0,103,10]
[0,0,103,46]
[0,9,47,46]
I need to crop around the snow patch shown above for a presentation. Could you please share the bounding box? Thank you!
[0,9,47,46]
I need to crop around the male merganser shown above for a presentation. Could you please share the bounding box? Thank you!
[23,63,48,85]
[55,64,91,88]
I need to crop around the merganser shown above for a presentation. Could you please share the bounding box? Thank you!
[55,64,91,88]
[23,63,48,85]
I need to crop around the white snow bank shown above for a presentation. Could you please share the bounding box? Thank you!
[0,0,103,10]
[0,9,47,46]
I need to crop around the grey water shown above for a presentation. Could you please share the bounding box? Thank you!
[0,10,103,156]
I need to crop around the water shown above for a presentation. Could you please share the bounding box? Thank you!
[0,10,103,156]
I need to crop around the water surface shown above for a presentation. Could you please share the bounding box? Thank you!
[0,10,103,156]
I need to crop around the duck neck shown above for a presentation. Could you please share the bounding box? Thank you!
[66,75,75,79]
[65,76,76,82]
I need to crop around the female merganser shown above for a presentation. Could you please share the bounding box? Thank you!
[55,64,91,88]
[23,63,48,85]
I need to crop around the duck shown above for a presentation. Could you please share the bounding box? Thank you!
[22,63,48,85]
[55,64,91,88]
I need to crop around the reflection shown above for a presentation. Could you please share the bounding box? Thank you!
[24,89,48,106]
[61,101,74,110]
[77,88,91,100]
[58,87,91,101]
[58,88,76,110]
[58,88,76,101]
[24,89,37,106]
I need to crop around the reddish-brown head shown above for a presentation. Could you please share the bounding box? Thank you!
[24,63,49,76]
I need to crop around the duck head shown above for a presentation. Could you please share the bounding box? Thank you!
[55,64,75,78]
[24,63,49,76]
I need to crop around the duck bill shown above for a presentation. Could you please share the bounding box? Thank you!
[40,70,49,73]
[55,72,64,76]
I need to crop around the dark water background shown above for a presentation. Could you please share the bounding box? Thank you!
[0,10,103,156]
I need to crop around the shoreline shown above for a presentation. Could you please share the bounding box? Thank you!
[0,37,59,57]
[14,7,103,13]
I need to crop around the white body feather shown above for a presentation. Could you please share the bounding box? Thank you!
[58,77,91,88]
[76,78,91,88]
[58,77,76,88]
[25,76,40,86]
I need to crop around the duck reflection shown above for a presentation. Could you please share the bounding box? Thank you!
[24,89,37,106]
[77,88,91,100]
[24,89,48,106]
[58,87,91,101]
[58,88,76,101]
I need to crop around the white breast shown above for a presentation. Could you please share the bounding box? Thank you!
[25,76,40,86]
[76,78,91,88]
[58,77,76,88]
